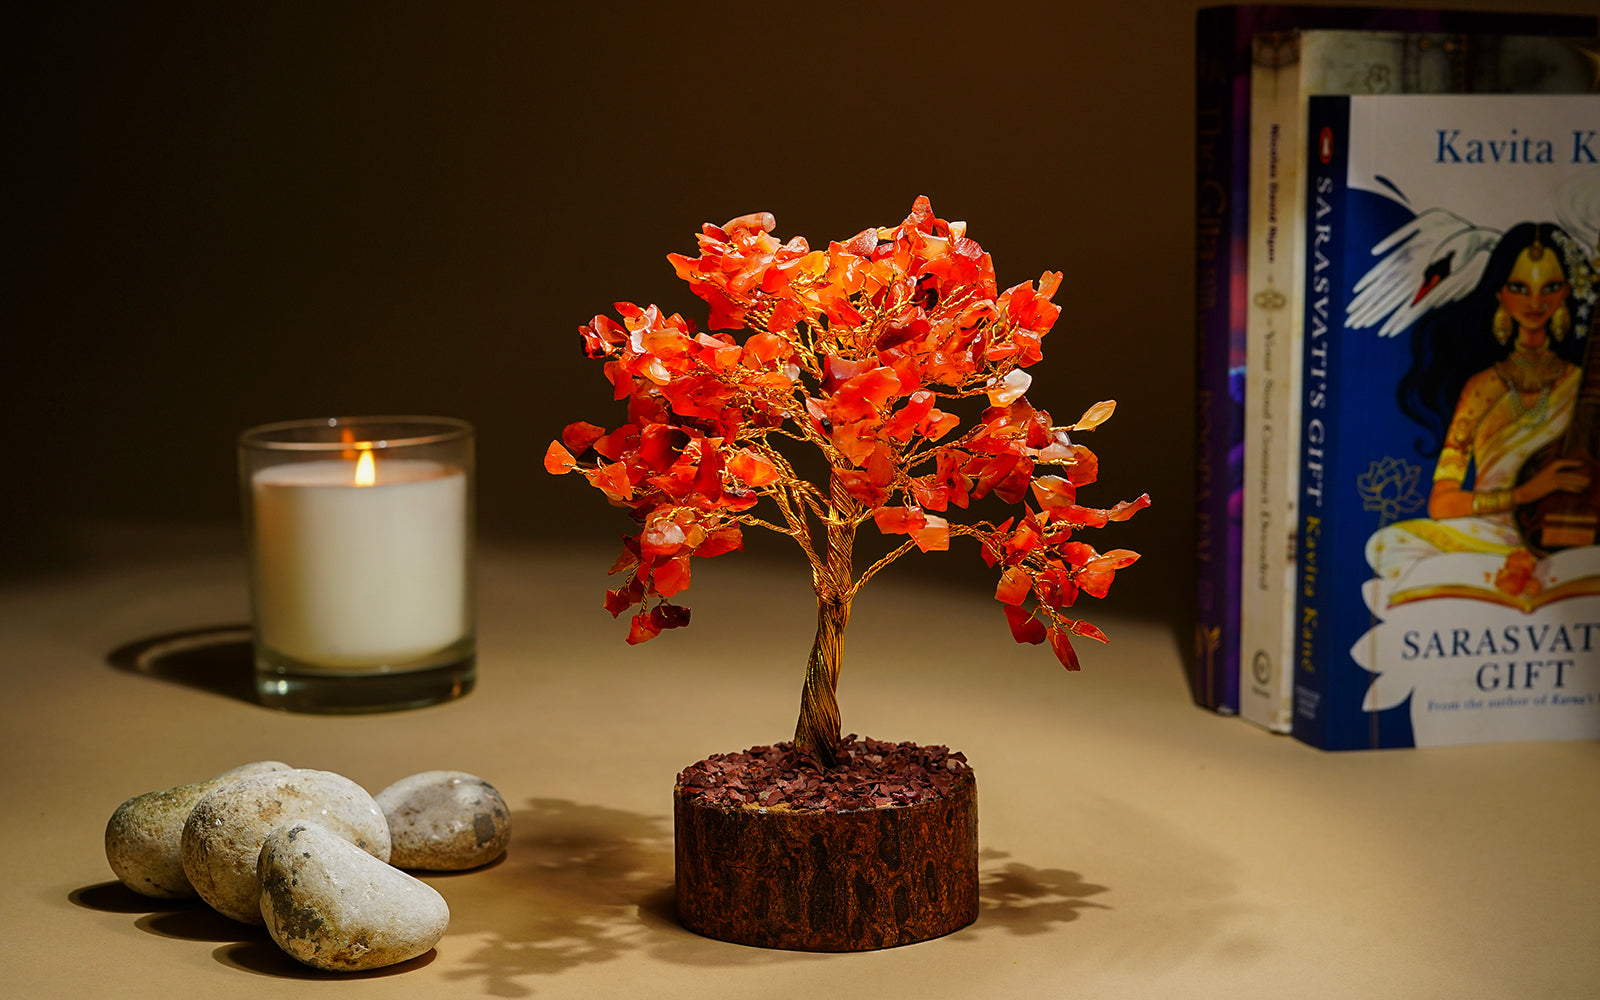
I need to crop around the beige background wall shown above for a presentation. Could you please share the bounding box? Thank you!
[10,0,1597,620]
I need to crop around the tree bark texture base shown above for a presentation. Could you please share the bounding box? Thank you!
[674,770,977,951]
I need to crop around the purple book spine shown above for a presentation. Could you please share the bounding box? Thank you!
[1193,6,1244,713]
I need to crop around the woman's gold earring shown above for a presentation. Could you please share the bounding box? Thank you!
[1493,306,1513,345]
[1551,304,1571,341]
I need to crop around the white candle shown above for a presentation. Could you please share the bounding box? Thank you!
[250,456,468,670]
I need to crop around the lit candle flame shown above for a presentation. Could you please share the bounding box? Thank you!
[354,448,376,486]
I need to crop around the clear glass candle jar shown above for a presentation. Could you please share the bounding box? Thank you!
[239,416,475,712]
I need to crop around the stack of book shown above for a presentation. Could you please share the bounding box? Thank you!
[1192,4,1600,749]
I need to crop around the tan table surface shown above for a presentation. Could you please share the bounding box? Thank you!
[3,528,1597,999]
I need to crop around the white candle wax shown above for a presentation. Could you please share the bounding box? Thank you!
[251,458,468,670]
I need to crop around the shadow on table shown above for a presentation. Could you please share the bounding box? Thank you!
[72,880,274,944]
[439,798,1112,995]
[68,879,435,979]
[436,797,714,995]
[965,848,1111,937]
[214,941,437,978]
[106,624,256,703]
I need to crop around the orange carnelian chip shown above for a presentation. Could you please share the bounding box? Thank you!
[835,469,889,508]
[588,462,633,502]
[727,449,780,487]
[994,566,1031,606]
[652,553,692,597]
[907,475,949,512]
[560,421,606,454]
[1004,605,1047,645]
[696,525,744,557]
[911,515,949,552]
[1047,627,1081,671]
[544,441,577,475]
[872,506,926,535]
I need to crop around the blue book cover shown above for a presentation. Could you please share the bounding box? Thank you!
[1294,92,1600,750]
[1191,7,1595,716]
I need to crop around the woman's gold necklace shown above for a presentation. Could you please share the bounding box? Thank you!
[1494,343,1561,422]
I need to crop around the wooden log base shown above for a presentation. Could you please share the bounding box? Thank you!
[674,747,978,952]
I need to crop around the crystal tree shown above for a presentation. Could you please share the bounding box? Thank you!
[547,197,1149,767]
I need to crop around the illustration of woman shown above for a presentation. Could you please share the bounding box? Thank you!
[1369,221,1594,582]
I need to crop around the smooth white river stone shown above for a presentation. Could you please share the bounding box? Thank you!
[376,770,511,871]
[104,761,292,898]
[259,822,449,971]
[181,768,389,924]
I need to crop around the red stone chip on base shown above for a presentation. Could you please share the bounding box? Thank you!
[673,737,979,951]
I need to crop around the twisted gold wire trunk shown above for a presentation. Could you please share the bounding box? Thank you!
[794,475,857,768]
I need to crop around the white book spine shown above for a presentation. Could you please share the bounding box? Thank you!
[1240,32,1305,733]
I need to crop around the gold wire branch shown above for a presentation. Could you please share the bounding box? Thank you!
[732,513,798,537]
[846,520,1008,599]
[849,539,920,598]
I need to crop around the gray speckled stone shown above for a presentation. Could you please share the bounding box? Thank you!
[180,768,389,924]
[376,771,511,871]
[259,822,449,971]
[104,761,292,899]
